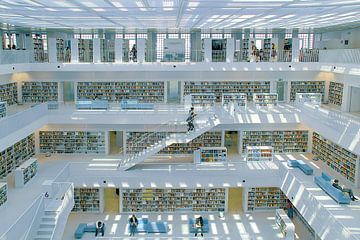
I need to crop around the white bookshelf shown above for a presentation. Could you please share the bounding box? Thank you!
[246,146,273,161]
[121,188,226,212]
[295,93,322,106]
[253,93,278,107]
[241,38,250,61]
[242,130,309,153]
[194,147,227,163]
[276,209,295,240]
[221,93,247,107]
[328,82,344,106]
[0,102,6,119]
[22,82,58,103]
[33,34,48,62]
[290,81,325,102]
[0,134,35,178]
[0,183,7,207]
[312,132,358,184]
[73,188,102,212]
[185,93,216,107]
[56,38,71,62]
[78,39,93,63]
[39,131,105,154]
[247,187,287,211]
[14,158,38,187]
[77,82,165,103]
[0,83,17,106]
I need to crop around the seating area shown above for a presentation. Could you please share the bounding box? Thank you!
[287,159,314,175]
[76,100,109,110]
[74,223,105,239]
[127,218,169,234]
[120,99,154,109]
[188,218,210,233]
[314,172,351,204]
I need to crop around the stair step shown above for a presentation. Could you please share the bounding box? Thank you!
[34,235,52,240]
[42,217,56,222]
[44,211,57,216]
[37,229,53,235]
[40,223,56,228]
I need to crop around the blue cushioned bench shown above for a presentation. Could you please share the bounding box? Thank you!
[314,172,351,204]
[75,223,106,239]
[145,221,169,233]
[120,99,154,109]
[188,218,209,233]
[287,159,313,175]
[127,218,148,233]
[76,100,109,110]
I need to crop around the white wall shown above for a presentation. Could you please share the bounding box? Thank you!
[349,86,360,112]
[315,28,360,49]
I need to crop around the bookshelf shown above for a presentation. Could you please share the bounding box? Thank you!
[0,183,7,207]
[0,83,17,105]
[0,102,6,119]
[328,82,344,106]
[39,131,105,154]
[183,81,271,102]
[56,38,71,63]
[312,132,358,184]
[290,81,325,102]
[14,158,38,187]
[246,146,273,161]
[121,188,226,212]
[275,209,295,240]
[295,93,322,106]
[242,38,250,61]
[78,39,93,63]
[185,94,216,107]
[242,130,308,153]
[263,38,271,62]
[100,39,115,62]
[33,34,48,62]
[194,147,227,163]
[73,188,101,212]
[77,82,165,103]
[22,82,58,103]
[0,134,35,178]
[221,93,247,107]
[247,187,287,211]
[253,93,278,107]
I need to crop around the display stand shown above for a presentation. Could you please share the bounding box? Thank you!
[290,81,325,102]
[0,183,7,208]
[186,93,216,108]
[275,209,295,240]
[253,93,278,107]
[295,93,321,106]
[246,146,273,161]
[0,102,7,118]
[194,147,227,164]
[14,158,38,187]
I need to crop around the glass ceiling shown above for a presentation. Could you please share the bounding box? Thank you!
[0,0,359,29]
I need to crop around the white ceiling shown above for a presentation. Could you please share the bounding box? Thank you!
[0,0,359,30]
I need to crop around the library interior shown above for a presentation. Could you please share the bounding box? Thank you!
[0,0,360,239]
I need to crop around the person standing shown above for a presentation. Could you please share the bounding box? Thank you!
[129,214,138,236]
[287,199,294,219]
[187,107,196,132]
[95,220,105,237]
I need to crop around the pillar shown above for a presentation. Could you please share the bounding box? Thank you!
[324,80,330,103]
[105,131,110,155]
[270,80,277,93]
[17,81,22,104]
[292,38,300,62]
[226,38,234,63]
[146,29,157,62]
[93,38,101,63]
[70,38,79,63]
[48,38,57,63]
[203,38,212,62]
[34,131,40,154]
[286,80,292,103]
[137,38,146,63]
[190,29,202,62]
[58,82,64,103]
[115,38,123,63]
[74,82,78,101]
[341,83,351,112]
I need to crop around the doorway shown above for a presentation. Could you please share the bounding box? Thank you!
[228,187,243,213]
[276,80,287,102]
[225,131,238,155]
[104,188,119,213]
[63,81,74,102]
[109,131,123,155]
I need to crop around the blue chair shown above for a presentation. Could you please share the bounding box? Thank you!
[287,159,313,175]
[75,223,105,239]
[314,172,351,204]
[188,218,209,233]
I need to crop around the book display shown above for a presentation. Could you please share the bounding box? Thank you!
[0,102,6,119]
[194,147,227,163]
[39,131,105,154]
[0,134,35,178]
[263,38,271,62]
[290,81,325,102]
[246,146,273,161]
[77,82,165,103]
[247,187,287,211]
[275,209,295,240]
[221,93,247,107]
[122,188,226,212]
[185,93,216,107]
[22,82,58,103]
[0,83,17,105]
[253,93,278,107]
[14,158,38,187]
[183,81,271,102]
[73,188,101,212]
[78,39,93,62]
[0,183,7,207]
[212,39,226,62]
[328,81,344,106]
[242,130,308,153]
[312,132,358,184]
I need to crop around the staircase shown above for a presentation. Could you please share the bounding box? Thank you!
[118,113,220,170]
[34,212,57,240]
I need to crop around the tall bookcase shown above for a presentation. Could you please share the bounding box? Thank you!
[328,82,344,106]
[0,83,17,105]
[77,82,165,103]
[246,187,287,211]
[312,132,358,184]
[56,38,71,63]
[241,39,250,61]
[22,82,58,103]
[39,131,105,154]
[73,188,102,213]
[0,183,7,207]
[33,33,48,62]
[0,102,6,119]
[14,158,38,187]
[121,188,226,212]
[78,39,93,63]
[290,81,325,102]
[242,130,309,153]
[183,81,271,102]
[0,134,35,178]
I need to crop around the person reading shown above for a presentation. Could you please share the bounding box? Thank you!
[194,216,204,237]
[332,178,358,201]
[95,220,105,237]
[129,214,138,236]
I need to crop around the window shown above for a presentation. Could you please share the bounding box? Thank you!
[255,34,265,39]
[168,33,179,39]
[309,33,314,49]
[211,33,222,39]
[115,33,123,39]
[267,33,273,38]
[137,33,148,39]
[124,34,135,39]
[223,33,232,39]
[181,33,190,60]
[201,33,210,39]
[285,33,292,39]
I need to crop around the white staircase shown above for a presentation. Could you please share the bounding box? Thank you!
[118,114,220,170]
[34,212,57,240]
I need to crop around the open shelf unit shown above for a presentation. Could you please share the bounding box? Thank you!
[56,38,71,63]
[328,81,344,106]
[78,39,93,63]
[221,93,247,107]
[0,134,35,178]
[312,132,358,184]
[0,102,6,119]
[194,147,227,163]
[184,93,216,107]
[241,38,250,61]
[276,209,295,240]
[253,93,278,107]
[0,83,17,106]
[183,81,271,102]
[121,188,226,212]
[0,183,7,207]
[14,158,38,187]
[39,131,105,154]
[73,188,101,212]
[247,187,287,211]
[77,82,165,103]
[263,38,271,62]
[33,33,48,62]
[290,81,325,102]
[22,82,58,103]
[246,146,273,161]
[242,130,308,153]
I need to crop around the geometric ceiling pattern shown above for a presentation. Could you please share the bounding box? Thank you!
[0,0,359,30]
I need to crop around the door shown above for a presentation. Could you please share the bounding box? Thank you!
[167,81,181,104]
[228,187,243,213]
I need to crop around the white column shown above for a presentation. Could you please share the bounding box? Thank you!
[123,131,127,155]
[115,39,123,63]
[270,80,277,93]
[180,81,185,104]
[341,83,351,112]
[34,131,40,154]
[99,188,104,213]
[48,38,57,63]
[25,37,34,62]
[93,38,101,63]
[355,156,360,187]
[226,38,234,63]
[242,187,249,212]
[137,38,146,63]
[70,39,79,63]
[204,38,212,63]
[105,131,110,155]
[164,81,168,103]
[324,80,330,103]
[286,80,292,103]
[292,38,300,62]
[74,82,78,101]
[16,81,22,104]
[58,82,64,103]
[221,130,225,147]
[307,129,313,153]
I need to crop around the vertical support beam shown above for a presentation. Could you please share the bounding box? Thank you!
[341,83,351,112]
[123,131,127,155]
[93,38,101,63]
[242,187,249,212]
[17,81,22,104]
[226,38,234,63]
[286,80,292,103]
[190,29,202,62]
[105,131,110,155]
[180,81,185,104]
[225,188,229,213]
[48,38,57,63]
[203,38,212,63]
[355,156,360,187]
[221,130,225,147]
[58,82,64,103]
[146,29,157,62]
[74,82,78,101]
[70,38,79,63]
[34,131,40,154]
[292,38,300,62]
[307,129,313,153]
[324,80,330,103]
[137,38,146,63]
[164,81,168,103]
[115,38,123,63]
[99,188,104,213]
